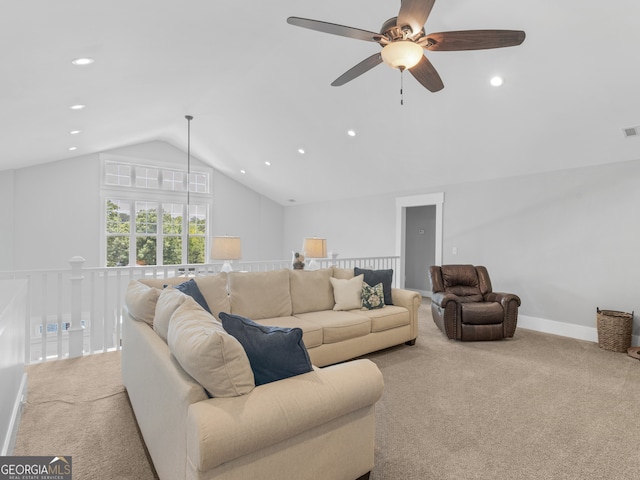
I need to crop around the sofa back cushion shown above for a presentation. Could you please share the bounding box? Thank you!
[228,269,292,319]
[139,274,230,320]
[194,273,230,320]
[153,287,187,342]
[167,297,255,397]
[331,267,355,280]
[125,280,160,326]
[289,268,334,314]
[139,276,187,289]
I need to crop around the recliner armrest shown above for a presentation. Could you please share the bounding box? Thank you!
[484,291,521,308]
[431,291,461,308]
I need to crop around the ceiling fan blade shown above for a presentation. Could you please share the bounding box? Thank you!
[331,53,383,86]
[397,0,436,35]
[424,30,526,51]
[409,55,444,92]
[287,17,381,42]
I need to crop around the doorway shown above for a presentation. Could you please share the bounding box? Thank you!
[395,193,444,295]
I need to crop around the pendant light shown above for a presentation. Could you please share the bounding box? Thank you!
[185,115,193,263]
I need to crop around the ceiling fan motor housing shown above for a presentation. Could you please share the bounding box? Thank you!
[380,17,422,41]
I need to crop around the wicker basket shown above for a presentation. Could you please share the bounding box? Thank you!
[596,308,634,352]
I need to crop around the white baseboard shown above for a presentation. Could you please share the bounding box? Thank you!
[518,315,639,347]
[2,373,28,456]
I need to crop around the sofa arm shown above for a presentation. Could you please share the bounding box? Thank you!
[186,359,384,472]
[391,288,422,340]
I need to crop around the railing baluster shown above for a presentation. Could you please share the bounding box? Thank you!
[88,271,95,353]
[5,255,398,363]
[57,272,63,360]
[39,273,47,363]
[102,270,109,352]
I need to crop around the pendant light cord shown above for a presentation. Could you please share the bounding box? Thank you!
[185,115,193,263]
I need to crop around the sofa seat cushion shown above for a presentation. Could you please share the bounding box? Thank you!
[461,302,504,325]
[289,268,334,314]
[354,305,410,333]
[229,269,292,320]
[296,311,371,344]
[255,316,323,349]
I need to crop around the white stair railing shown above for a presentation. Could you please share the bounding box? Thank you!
[0,255,399,364]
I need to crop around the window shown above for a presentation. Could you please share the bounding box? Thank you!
[105,163,131,186]
[135,167,159,189]
[102,159,210,267]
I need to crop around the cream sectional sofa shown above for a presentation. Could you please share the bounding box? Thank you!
[121,267,421,480]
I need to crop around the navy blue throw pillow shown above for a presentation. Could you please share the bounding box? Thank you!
[173,279,211,313]
[219,312,313,386]
[354,268,394,305]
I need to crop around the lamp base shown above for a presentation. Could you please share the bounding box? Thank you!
[307,259,320,271]
[220,261,233,273]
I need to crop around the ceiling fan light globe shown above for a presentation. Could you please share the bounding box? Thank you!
[381,41,423,70]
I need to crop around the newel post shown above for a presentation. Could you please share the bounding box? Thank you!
[68,256,85,358]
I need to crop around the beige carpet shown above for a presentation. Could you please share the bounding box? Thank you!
[13,351,157,480]
[14,302,640,480]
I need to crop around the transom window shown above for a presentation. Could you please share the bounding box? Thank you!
[103,159,210,267]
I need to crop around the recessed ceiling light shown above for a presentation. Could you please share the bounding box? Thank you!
[70,130,81,135]
[240,169,246,174]
[347,130,356,137]
[298,148,305,154]
[71,57,95,66]
[69,104,86,110]
[490,76,504,87]
[68,146,77,151]
[265,161,271,166]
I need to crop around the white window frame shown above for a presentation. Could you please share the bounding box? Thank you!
[100,154,212,267]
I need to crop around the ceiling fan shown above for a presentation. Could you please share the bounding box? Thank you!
[287,0,525,92]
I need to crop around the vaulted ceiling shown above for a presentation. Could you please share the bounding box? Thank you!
[2,1,639,205]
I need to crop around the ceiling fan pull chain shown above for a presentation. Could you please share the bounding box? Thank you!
[400,69,404,106]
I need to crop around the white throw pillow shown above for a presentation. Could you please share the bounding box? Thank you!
[168,297,255,397]
[125,280,161,326]
[153,287,187,342]
[330,274,364,311]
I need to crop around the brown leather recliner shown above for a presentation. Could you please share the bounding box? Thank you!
[429,265,521,341]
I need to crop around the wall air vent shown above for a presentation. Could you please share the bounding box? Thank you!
[623,126,640,137]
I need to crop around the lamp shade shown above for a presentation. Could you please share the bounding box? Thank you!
[303,237,327,259]
[211,236,242,260]
[381,40,423,70]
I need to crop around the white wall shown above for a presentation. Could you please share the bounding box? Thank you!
[10,141,284,269]
[0,170,15,270]
[211,172,283,261]
[283,159,640,333]
[283,195,397,258]
[14,154,101,269]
